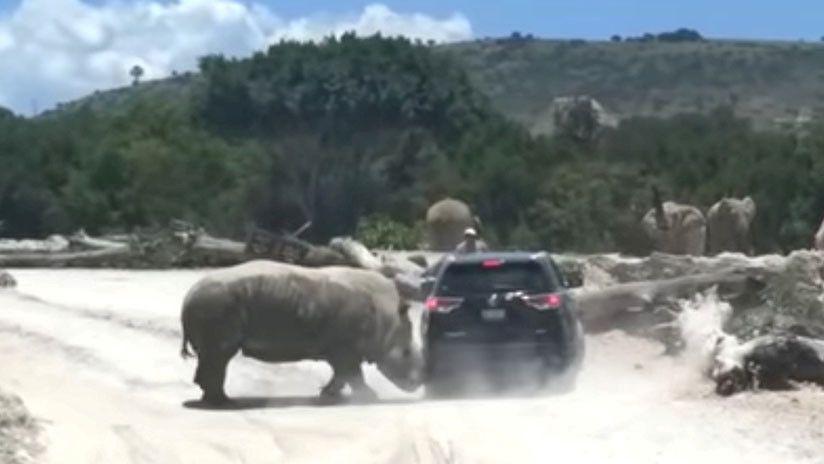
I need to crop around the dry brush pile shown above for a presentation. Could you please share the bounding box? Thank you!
[0,388,41,464]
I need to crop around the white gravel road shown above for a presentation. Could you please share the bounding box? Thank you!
[1,269,823,464]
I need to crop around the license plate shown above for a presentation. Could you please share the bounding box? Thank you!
[481,308,506,321]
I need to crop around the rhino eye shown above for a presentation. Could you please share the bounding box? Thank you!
[402,348,411,358]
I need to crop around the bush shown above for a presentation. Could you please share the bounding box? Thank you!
[355,215,422,250]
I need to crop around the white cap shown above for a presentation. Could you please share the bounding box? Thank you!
[464,227,477,237]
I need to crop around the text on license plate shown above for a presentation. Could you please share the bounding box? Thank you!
[481,308,506,321]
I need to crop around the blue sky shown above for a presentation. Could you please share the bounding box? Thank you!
[3,0,823,41]
[266,0,824,41]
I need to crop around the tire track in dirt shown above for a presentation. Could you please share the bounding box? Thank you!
[11,292,180,339]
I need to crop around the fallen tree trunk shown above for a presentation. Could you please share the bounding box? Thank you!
[0,235,70,254]
[0,246,133,268]
[329,237,424,277]
[68,230,129,251]
[572,268,762,332]
[329,237,383,271]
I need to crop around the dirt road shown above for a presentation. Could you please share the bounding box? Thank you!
[1,269,823,464]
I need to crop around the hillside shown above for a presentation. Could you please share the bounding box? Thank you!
[55,37,824,136]
[441,38,824,134]
[4,35,824,254]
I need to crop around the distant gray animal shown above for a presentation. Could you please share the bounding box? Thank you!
[180,260,425,405]
[707,197,756,255]
[425,198,475,251]
[641,187,706,256]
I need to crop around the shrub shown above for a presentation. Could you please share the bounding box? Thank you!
[355,215,422,250]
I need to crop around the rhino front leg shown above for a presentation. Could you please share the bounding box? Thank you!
[321,356,377,402]
[320,372,346,399]
[320,354,350,399]
[346,363,378,403]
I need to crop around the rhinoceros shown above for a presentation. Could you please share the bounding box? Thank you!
[180,260,426,405]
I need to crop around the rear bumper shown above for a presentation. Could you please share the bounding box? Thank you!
[426,340,567,377]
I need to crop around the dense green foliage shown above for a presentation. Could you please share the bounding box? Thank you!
[2,35,824,254]
[355,214,422,250]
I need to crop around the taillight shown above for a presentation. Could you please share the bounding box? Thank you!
[523,293,563,310]
[425,296,464,313]
[482,259,503,268]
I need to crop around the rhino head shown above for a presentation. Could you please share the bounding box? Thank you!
[376,301,427,392]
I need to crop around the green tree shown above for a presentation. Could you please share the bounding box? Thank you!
[130,65,144,85]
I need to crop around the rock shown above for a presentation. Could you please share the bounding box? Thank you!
[0,270,15,288]
[425,198,475,252]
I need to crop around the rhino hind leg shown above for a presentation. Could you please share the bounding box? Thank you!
[195,349,237,405]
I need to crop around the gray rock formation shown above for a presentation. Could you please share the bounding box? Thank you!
[425,198,475,252]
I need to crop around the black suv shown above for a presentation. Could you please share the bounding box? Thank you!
[423,252,584,395]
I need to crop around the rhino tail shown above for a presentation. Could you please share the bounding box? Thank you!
[180,330,195,359]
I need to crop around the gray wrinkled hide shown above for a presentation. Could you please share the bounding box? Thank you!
[181,260,406,365]
[707,197,756,256]
[641,202,706,256]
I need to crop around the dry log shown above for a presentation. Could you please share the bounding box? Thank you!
[572,268,762,332]
[245,227,349,267]
[68,230,130,251]
[0,235,70,254]
[0,246,133,268]
[328,237,425,279]
[329,237,383,270]
[378,252,424,278]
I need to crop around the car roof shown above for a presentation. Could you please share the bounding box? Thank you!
[444,251,550,265]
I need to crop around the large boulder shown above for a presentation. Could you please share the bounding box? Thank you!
[707,197,756,255]
[425,198,475,252]
[0,270,15,289]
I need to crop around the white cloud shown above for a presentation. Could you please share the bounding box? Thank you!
[0,0,472,115]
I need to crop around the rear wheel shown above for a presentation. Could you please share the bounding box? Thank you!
[546,320,585,393]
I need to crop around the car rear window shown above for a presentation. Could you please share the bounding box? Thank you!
[436,261,552,296]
